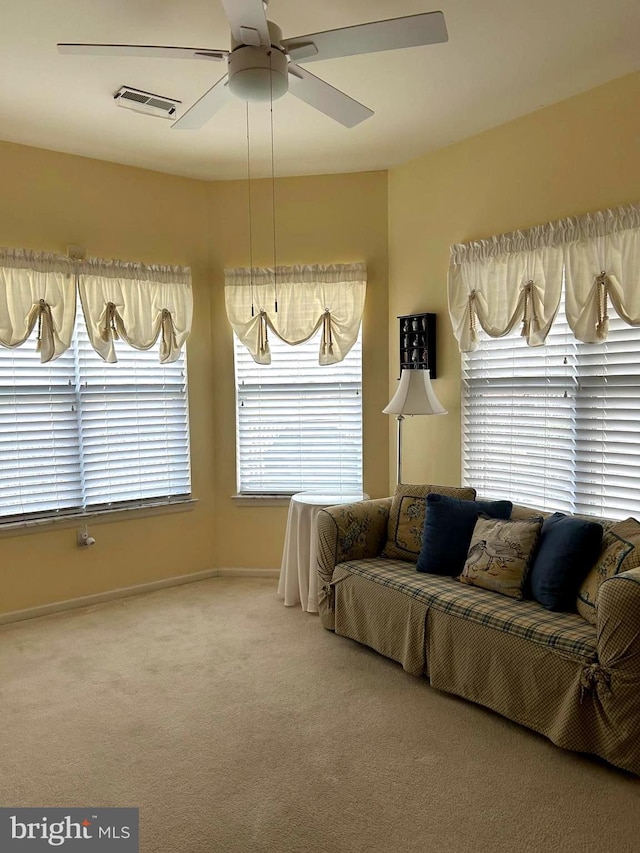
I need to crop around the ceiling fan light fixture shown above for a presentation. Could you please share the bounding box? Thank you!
[60,7,449,127]
[228,45,288,102]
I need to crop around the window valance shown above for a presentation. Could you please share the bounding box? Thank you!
[0,248,192,363]
[78,258,192,363]
[224,263,366,365]
[448,201,640,351]
[0,250,76,363]
[564,204,640,342]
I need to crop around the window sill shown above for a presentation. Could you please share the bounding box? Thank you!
[0,498,198,539]
[231,494,292,508]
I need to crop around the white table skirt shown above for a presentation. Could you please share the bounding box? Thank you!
[277,491,368,613]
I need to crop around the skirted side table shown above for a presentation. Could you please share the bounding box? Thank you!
[278,491,368,613]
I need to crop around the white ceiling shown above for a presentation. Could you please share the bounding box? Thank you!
[2,0,639,181]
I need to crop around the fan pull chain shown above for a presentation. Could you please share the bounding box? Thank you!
[269,50,278,313]
[246,101,255,317]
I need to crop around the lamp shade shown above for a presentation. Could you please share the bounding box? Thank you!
[383,369,447,416]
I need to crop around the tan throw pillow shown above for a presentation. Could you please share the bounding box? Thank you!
[382,483,476,562]
[460,515,543,600]
[576,518,640,625]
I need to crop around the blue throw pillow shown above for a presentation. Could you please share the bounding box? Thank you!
[528,512,604,611]
[416,493,513,575]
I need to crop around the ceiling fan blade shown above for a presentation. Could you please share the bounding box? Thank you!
[57,43,228,61]
[220,0,270,47]
[288,64,373,128]
[282,11,448,63]
[171,76,231,130]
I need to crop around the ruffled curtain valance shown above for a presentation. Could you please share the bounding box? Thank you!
[0,248,192,363]
[78,259,192,363]
[563,204,640,342]
[448,227,564,352]
[448,201,640,351]
[0,250,76,362]
[224,263,366,365]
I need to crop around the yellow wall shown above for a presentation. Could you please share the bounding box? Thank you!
[208,173,389,569]
[0,141,215,614]
[4,68,639,615]
[388,70,640,488]
[0,142,388,614]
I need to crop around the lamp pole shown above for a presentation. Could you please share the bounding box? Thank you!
[396,413,404,485]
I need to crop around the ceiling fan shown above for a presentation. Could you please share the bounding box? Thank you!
[58,1,448,130]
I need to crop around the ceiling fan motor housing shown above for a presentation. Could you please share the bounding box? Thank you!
[58,9,449,128]
[228,21,288,102]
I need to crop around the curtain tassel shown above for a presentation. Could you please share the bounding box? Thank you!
[101,302,121,342]
[468,291,478,346]
[35,299,55,362]
[160,308,177,362]
[521,280,539,340]
[321,309,334,356]
[596,272,610,340]
[258,310,269,355]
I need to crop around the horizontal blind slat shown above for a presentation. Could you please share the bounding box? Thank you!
[234,328,363,493]
[463,302,640,519]
[1,294,191,521]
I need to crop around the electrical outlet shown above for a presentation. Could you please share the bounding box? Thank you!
[77,528,96,547]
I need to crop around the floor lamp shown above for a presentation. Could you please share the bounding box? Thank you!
[383,369,447,484]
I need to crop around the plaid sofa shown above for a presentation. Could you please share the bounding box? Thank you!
[316,497,640,776]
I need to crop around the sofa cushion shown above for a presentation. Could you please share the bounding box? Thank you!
[510,503,551,520]
[382,483,476,562]
[416,493,512,576]
[334,557,597,662]
[528,512,603,612]
[576,517,640,625]
[460,515,543,600]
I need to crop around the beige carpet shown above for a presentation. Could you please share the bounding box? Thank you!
[1,578,639,853]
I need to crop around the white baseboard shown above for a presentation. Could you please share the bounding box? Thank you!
[219,567,280,579]
[0,567,277,626]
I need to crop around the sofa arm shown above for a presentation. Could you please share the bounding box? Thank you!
[316,497,392,629]
[597,567,640,677]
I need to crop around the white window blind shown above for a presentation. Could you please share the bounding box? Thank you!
[234,329,362,494]
[0,305,191,523]
[574,325,640,518]
[0,340,83,518]
[463,300,640,520]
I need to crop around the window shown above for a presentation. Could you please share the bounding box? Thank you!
[0,306,191,523]
[462,300,640,519]
[234,329,362,494]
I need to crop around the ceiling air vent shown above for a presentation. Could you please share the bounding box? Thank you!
[114,86,181,119]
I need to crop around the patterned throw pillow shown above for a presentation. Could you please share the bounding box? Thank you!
[460,515,543,600]
[576,518,640,625]
[416,493,513,576]
[382,483,477,562]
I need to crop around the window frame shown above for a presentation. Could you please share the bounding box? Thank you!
[461,301,640,520]
[233,328,363,497]
[0,308,193,530]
